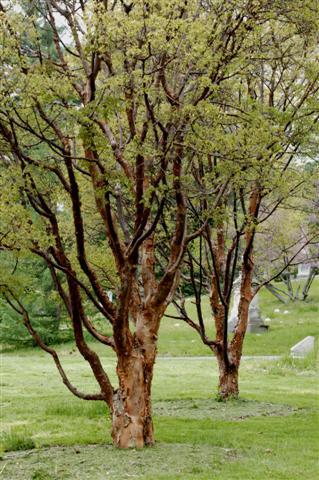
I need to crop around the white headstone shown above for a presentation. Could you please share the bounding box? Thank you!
[297,263,311,278]
[290,336,315,358]
[247,294,264,333]
[228,276,241,332]
[107,291,113,302]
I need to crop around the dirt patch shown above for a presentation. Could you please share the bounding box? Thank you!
[154,398,298,420]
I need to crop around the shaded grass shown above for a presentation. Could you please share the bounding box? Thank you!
[154,398,297,420]
[0,444,226,480]
[31,469,55,480]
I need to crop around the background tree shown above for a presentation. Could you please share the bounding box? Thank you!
[254,183,319,304]
[0,251,71,346]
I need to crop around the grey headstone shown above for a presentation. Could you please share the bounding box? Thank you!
[290,336,315,358]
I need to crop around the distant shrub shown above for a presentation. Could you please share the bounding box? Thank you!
[0,303,73,348]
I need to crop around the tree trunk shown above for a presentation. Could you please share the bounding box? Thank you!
[111,348,155,448]
[216,354,239,400]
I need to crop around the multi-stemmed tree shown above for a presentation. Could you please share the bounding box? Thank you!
[0,0,265,446]
[2,0,317,446]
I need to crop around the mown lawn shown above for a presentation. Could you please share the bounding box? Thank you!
[158,278,319,356]
[0,279,318,479]
[1,350,318,479]
[2,279,318,359]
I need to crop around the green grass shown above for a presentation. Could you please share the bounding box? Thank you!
[0,279,318,478]
[0,348,318,479]
[1,431,35,452]
[2,278,318,358]
[158,278,319,356]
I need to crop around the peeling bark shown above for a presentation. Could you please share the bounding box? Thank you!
[112,313,158,448]
[112,352,155,448]
[217,357,239,400]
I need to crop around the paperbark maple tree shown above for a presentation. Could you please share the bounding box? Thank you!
[1,0,317,445]
[171,2,319,399]
[0,0,262,446]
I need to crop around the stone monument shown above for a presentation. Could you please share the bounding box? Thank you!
[290,336,315,358]
[297,263,311,278]
[228,276,268,333]
[228,276,241,332]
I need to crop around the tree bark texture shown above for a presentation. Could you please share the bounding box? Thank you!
[216,356,239,399]
[112,350,155,447]
[112,309,158,448]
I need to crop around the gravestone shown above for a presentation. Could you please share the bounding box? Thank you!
[228,276,241,332]
[228,276,268,333]
[107,291,113,302]
[246,294,269,333]
[297,263,311,278]
[290,336,315,358]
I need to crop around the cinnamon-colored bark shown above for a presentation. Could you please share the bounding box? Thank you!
[217,358,239,399]
[112,351,155,448]
[208,187,261,400]
[112,307,159,447]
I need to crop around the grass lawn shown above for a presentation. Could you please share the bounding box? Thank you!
[2,279,318,359]
[158,278,319,356]
[1,349,318,479]
[0,279,318,479]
